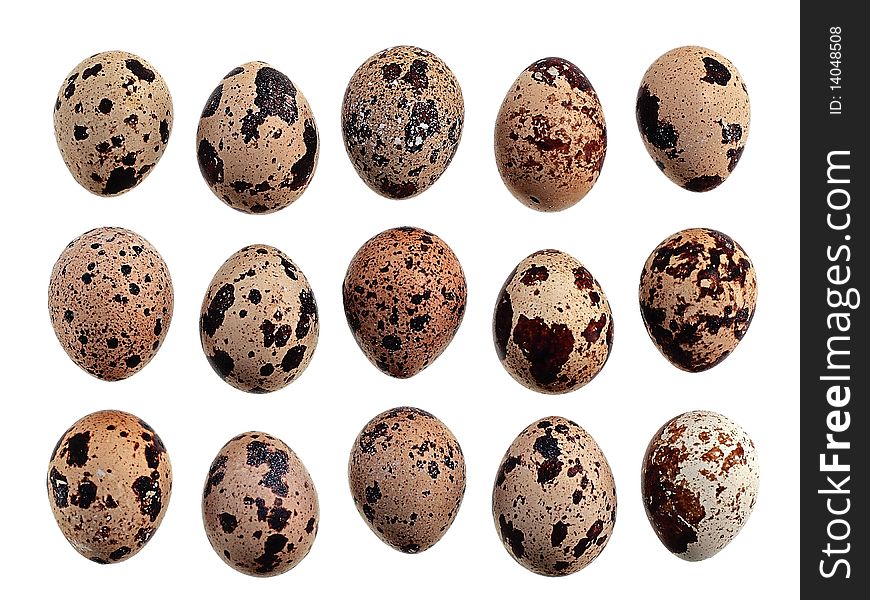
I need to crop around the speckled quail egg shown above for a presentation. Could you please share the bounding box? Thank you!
[341,46,464,199]
[495,57,606,212]
[53,50,172,196]
[202,432,319,576]
[642,410,759,561]
[636,46,749,191]
[494,250,613,394]
[342,226,466,378]
[639,228,756,372]
[48,227,173,381]
[493,416,616,576]
[197,62,319,214]
[348,407,466,553]
[47,410,172,563]
[199,245,318,393]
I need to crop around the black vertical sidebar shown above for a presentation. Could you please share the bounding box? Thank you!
[801,4,867,597]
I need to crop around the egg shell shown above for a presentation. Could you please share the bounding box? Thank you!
[202,432,319,576]
[639,228,756,372]
[495,57,606,212]
[493,416,616,576]
[342,226,466,378]
[196,62,319,214]
[53,50,172,196]
[199,245,318,393]
[341,45,464,199]
[348,407,466,553]
[48,227,173,381]
[493,250,613,394]
[636,46,749,191]
[642,410,759,561]
[47,410,172,563]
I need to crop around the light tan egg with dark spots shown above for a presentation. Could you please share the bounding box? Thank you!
[342,45,464,199]
[48,227,173,381]
[639,228,757,372]
[495,57,606,212]
[47,410,172,563]
[642,410,759,561]
[202,432,319,576]
[493,250,613,394]
[199,245,318,393]
[636,46,750,191]
[493,416,616,576]
[53,50,172,196]
[196,62,319,214]
[342,226,467,378]
[348,407,466,553]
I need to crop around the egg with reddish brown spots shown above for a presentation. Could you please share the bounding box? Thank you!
[642,410,759,561]
[493,416,616,576]
[348,407,466,553]
[202,432,318,576]
[639,228,757,371]
[495,57,606,211]
[636,46,750,191]
[199,245,318,392]
[493,250,613,394]
[47,410,172,563]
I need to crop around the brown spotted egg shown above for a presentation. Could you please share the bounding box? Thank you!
[636,46,750,191]
[197,62,319,214]
[639,228,756,372]
[343,226,466,378]
[493,416,616,576]
[47,410,172,563]
[495,57,606,211]
[53,51,172,196]
[203,432,319,576]
[642,410,759,561]
[342,46,464,199]
[493,250,613,394]
[199,245,318,393]
[348,407,466,553]
[48,227,173,381]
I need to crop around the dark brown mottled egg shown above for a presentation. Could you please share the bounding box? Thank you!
[342,46,464,199]
[199,245,318,392]
[202,432,319,576]
[342,226,467,378]
[495,57,606,211]
[636,46,750,191]
[493,250,613,394]
[493,416,616,576]
[48,227,173,381]
[47,410,172,563]
[348,407,466,553]
[196,62,319,214]
[642,410,759,561]
[639,228,757,371]
[53,50,172,196]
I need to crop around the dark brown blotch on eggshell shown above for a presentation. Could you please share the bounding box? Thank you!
[53,50,172,196]
[196,62,319,214]
[199,245,319,392]
[348,407,466,553]
[639,228,756,371]
[495,57,606,212]
[48,227,173,381]
[47,410,172,563]
[636,46,750,191]
[342,226,466,378]
[202,432,319,576]
[492,416,616,576]
[341,46,464,199]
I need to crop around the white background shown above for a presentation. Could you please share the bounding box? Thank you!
[0,1,799,597]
